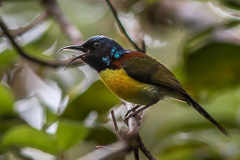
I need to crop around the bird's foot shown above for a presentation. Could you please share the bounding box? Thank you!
[124,105,140,118]
[124,111,141,125]
[124,112,133,124]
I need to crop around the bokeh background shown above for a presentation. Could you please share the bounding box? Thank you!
[0,0,240,159]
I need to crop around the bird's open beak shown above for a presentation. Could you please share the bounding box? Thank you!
[57,45,88,54]
[57,45,88,70]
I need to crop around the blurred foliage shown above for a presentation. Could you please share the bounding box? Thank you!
[63,80,120,120]
[0,0,240,160]
[219,0,240,10]
[1,125,58,154]
[185,42,240,93]
[0,85,15,116]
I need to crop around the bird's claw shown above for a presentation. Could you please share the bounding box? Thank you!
[124,111,141,125]
[124,110,133,119]
[124,112,135,124]
[124,105,140,118]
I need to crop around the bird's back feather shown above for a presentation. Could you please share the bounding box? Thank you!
[121,51,184,92]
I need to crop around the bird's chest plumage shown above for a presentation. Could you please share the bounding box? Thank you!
[99,68,159,105]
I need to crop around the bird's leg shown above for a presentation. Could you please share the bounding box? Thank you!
[124,100,158,123]
[124,104,141,118]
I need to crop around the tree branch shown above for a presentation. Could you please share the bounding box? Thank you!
[0,0,85,68]
[105,0,144,53]
[0,10,47,37]
[0,16,83,68]
[134,148,140,160]
[40,0,83,44]
[111,109,120,139]
[138,135,156,160]
[108,106,156,160]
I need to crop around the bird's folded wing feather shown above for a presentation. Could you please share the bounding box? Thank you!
[122,55,184,92]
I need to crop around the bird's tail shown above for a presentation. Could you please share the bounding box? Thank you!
[182,92,230,137]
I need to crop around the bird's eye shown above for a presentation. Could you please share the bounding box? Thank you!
[93,42,100,48]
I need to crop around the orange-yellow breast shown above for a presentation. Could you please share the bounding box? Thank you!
[99,68,159,105]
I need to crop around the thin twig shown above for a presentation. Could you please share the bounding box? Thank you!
[109,105,142,159]
[138,135,156,160]
[134,148,140,160]
[105,0,143,52]
[124,104,155,160]
[40,0,83,44]
[111,109,120,139]
[124,103,140,158]
[0,10,47,37]
[0,16,83,68]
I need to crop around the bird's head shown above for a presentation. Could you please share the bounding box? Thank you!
[58,35,126,72]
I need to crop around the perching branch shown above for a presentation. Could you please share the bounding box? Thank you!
[106,107,156,160]
[125,104,154,159]
[105,0,145,53]
[134,148,140,160]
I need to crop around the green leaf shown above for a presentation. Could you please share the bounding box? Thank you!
[56,119,89,151]
[87,125,117,145]
[0,49,17,68]
[63,80,120,120]
[0,85,15,116]
[184,20,240,57]
[0,125,58,154]
[183,42,240,94]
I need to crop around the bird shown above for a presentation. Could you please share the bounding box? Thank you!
[58,35,229,136]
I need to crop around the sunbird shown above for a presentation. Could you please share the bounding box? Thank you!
[58,35,229,136]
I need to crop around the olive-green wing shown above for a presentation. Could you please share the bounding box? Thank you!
[122,55,184,91]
